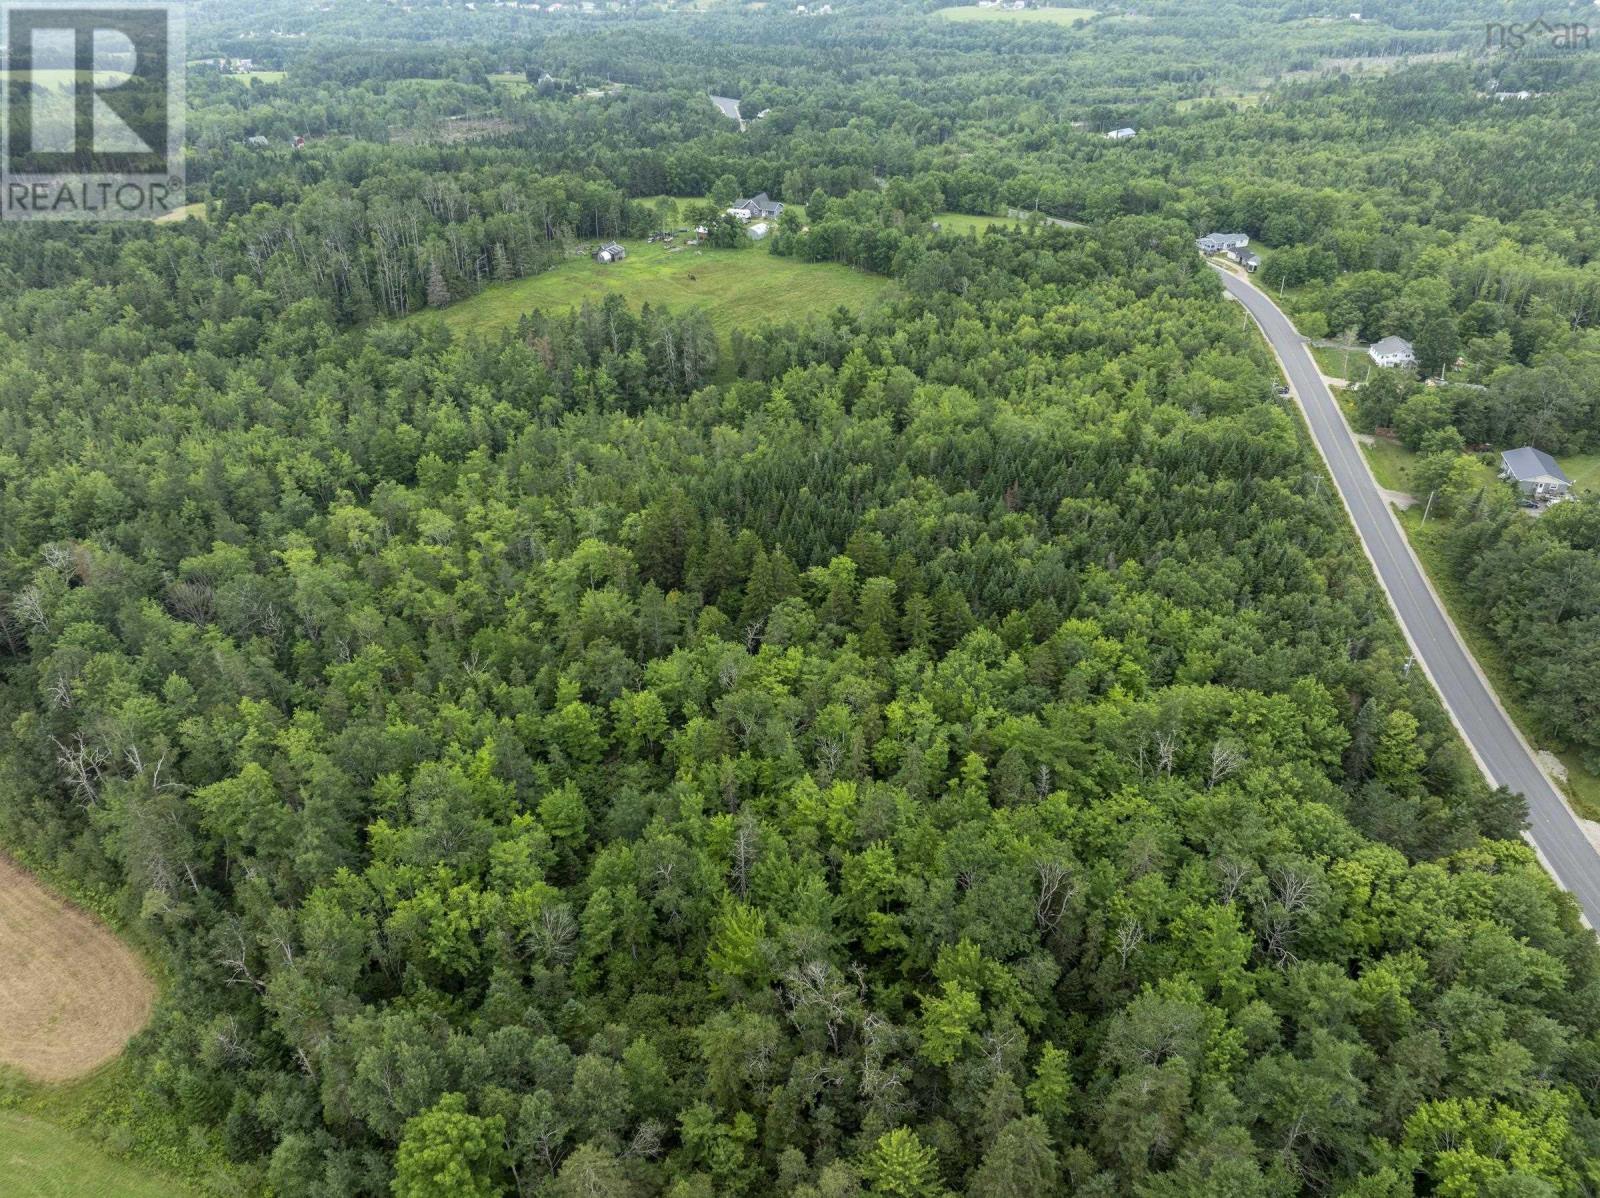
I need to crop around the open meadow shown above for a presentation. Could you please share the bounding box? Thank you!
[935,5,1097,25]
[0,1113,188,1198]
[420,239,893,343]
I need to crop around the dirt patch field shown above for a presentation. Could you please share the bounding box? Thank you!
[0,856,153,1083]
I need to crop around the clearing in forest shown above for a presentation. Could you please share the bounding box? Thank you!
[419,239,893,342]
[936,6,1098,25]
[0,856,154,1084]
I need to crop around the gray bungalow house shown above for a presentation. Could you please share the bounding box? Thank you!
[728,193,784,222]
[1197,232,1250,254]
[1501,446,1573,501]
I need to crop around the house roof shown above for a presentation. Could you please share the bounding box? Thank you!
[1501,446,1571,486]
[734,193,783,215]
[598,242,624,254]
[1369,336,1414,358]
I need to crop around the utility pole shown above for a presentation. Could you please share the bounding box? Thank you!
[1421,489,1437,524]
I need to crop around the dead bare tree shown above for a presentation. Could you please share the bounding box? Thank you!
[1115,916,1144,969]
[12,585,49,634]
[52,734,107,809]
[217,920,268,993]
[1214,856,1251,905]
[1257,866,1317,969]
[782,960,857,1053]
[1155,728,1180,778]
[1034,859,1077,933]
[1209,738,1246,788]
[730,814,759,900]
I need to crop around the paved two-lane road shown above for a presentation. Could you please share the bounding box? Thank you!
[1213,264,1600,927]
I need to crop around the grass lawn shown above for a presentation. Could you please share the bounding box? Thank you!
[932,212,1017,235]
[1399,509,1600,821]
[1361,438,1419,494]
[1174,92,1265,112]
[1311,343,1366,381]
[1561,452,1600,499]
[419,240,893,346]
[936,5,1097,24]
[225,70,286,84]
[0,1112,189,1198]
[1359,439,1499,498]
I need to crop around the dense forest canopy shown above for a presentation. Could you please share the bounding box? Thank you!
[3,2,1600,1195]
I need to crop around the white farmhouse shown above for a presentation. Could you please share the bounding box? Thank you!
[1368,336,1417,369]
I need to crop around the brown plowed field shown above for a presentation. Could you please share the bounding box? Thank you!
[0,856,153,1083]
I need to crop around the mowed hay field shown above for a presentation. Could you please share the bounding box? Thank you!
[936,5,1098,25]
[0,855,153,1084]
[422,240,893,342]
[0,1113,185,1198]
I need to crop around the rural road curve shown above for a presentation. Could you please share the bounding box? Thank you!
[1213,264,1600,928]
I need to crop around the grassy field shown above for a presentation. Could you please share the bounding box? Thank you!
[932,212,1016,235]
[936,5,1097,25]
[1359,439,1499,498]
[420,240,893,344]
[1561,452,1600,498]
[0,70,128,86]
[155,203,207,225]
[1311,343,1367,381]
[1361,438,1418,494]
[1174,91,1266,112]
[0,1113,189,1198]
[225,70,286,85]
[489,72,533,93]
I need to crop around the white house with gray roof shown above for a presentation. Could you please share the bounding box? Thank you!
[1197,232,1249,254]
[1368,336,1416,369]
[1501,446,1572,501]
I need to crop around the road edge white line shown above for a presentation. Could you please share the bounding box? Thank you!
[1212,262,1591,921]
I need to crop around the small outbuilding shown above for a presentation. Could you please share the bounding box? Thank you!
[595,242,626,263]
